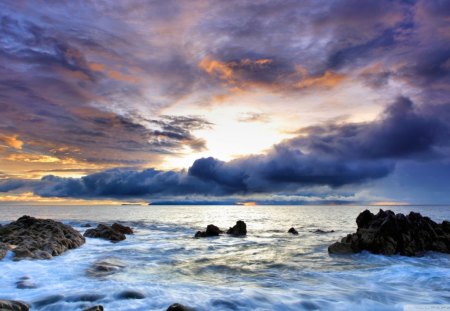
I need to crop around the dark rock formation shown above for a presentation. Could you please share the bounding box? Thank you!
[288,227,298,235]
[312,229,335,234]
[194,224,222,238]
[0,215,85,260]
[111,223,134,235]
[0,300,29,311]
[0,242,9,260]
[116,290,145,300]
[83,306,104,311]
[81,223,92,228]
[65,294,105,302]
[84,224,126,242]
[226,220,247,236]
[328,209,450,256]
[86,259,125,277]
[167,303,194,311]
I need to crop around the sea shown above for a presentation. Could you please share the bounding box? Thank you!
[0,205,449,311]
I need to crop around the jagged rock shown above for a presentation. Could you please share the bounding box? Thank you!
[167,303,194,311]
[226,220,247,236]
[328,209,450,256]
[116,290,145,300]
[84,224,126,242]
[194,224,222,238]
[288,227,298,235]
[111,223,134,235]
[0,215,85,260]
[83,306,103,311]
[0,300,29,311]
[86,259,125,277]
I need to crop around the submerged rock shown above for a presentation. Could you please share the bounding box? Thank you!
[116,290,145,300]
[83,306,104,311]
[0,300,29,311]
[111,223,134,235]
[84,224,126,242]
[194,224,222,238]
[0,215,85,260]
[312,229,335,234]
[167,303,194,311]
[226,220,247,236]
[288,227,299,235]
[328,209,450,256]
[16,276,37,289]
[86,258,126,277]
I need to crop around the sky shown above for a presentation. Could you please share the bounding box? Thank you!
[0,0,450,205]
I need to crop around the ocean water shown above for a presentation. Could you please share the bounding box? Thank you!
[0,205,449,311]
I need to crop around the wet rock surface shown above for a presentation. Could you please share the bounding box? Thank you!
[195,224,222,238]
[0,300,29,311]
[86,258,126,277]
[312,229,335,234]
[0,242,9,260]
[167,303,194,311]
[111,223,134,235]
[0,215,85,260]
[226,220,247,236]
[16,276,37,289]
[329,209,450,256]
[84,224,126,242]
[116,290,146,300]
[288,227,299,235]
[83,306,104,311]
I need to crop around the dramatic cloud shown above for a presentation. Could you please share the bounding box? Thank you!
[28,97,450,200]
[1,1,450,203]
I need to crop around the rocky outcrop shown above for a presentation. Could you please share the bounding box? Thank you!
[227,220,247,236]
[167,303,194,311]
[288,227,298,235]
[111,223,133,235]
[0,300,29,311]
[328,209,450,256]
[0,215,85,260]
[194,224,222,238]
[84,224,127,242]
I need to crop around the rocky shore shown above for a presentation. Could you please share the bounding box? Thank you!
[0,215,85,260]
[329,209,450,256]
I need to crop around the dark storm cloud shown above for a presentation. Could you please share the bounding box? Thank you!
[0,180,25,193]
[31,96,450,200]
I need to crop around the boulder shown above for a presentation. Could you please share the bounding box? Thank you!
[0,215,85,260]
[0,300,29,311]
[194,224,222,238]
[167,303,194,311]
[226,220,247,236]
[84,224,126,242]
[328,209,450,256]
[288,227,298,235]
[111,223,134,235]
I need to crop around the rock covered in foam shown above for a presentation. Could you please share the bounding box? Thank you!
[0,215,85,260]
[329,209,450,256]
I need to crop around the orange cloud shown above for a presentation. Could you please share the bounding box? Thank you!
[0,134,24,150]
[88,62,139,83]
[7,153,60,163]
[296,69,346,89]
[199,57,234,81]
